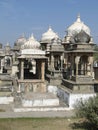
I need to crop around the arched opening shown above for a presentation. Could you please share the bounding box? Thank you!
[5,57,11,67]
[24,59,38,79]
[6,58,10,66]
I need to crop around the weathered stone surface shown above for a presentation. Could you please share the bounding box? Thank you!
[0,97,14,104]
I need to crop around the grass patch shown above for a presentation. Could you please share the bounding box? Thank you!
[0,117,86,130]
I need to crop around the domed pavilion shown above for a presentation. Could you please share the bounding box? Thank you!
[62,15,95,93]
[18,34,47,93]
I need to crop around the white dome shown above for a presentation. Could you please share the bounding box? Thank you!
[67,15,91,36]
[14,35,26,46]
[21,34,40,50]
[41,26,59,42]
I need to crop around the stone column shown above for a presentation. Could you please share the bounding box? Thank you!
[41,61,45,81]
[20,60,24,80]
[17,84,21,93]
[61,54,64,71]
[76,63,78,76]
[71,55,74,76]
[0,59,4,73]
[12,53,15,63]
[87,63,91,76]
[91,62,94,79]
[88,56,94,77]
[81,64,84,75]
[48,57,50,68]
[75,56,80,76]
[10,57,12,67]
[64,54,68,70]
[51,53,54,70]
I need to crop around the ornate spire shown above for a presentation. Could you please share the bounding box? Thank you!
[48,25,52,31]
[77,14,81,22]
[29,33,35,40]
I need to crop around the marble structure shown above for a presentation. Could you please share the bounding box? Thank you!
[17,34,46,93]
[14,34,59,107]
[0,43,14,104]
[40,27,64,85]
[0,15,97,109]
[62,15,95,92]
[60,15,96,108]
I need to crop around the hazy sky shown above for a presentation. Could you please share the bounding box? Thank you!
[0,0,98,47]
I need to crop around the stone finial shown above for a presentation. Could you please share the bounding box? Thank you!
[77,13,81,22]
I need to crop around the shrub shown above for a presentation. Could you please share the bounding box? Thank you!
[75,94,98,129]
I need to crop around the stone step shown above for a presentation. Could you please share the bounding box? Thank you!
[14,106,71,112]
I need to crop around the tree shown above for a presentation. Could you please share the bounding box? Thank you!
[75,95,98,129]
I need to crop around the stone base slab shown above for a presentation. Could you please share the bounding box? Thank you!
[22,98,59,107]
[21,92,60,107]
[14,107,70,112]
[0,97,14,104]
[57,87,96,109]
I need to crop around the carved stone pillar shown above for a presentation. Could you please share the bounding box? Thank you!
[88,56,94,77]
[20,60,24,80]
[87,63,91,76]
[10,57,12,67]
[76,63,78,76]
[51,53,54,70]
[81,64,84,75]
[71,55,74,76]
[61,54,64,71]
[75,56,80,76]
[17,84,21,93]
[48,57,50,68]
[41,61,45,81]
[64,54,68,70]
[0,59,4,73]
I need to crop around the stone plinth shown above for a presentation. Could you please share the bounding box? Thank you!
[14,107,68,112]
[18,80,46,93]
[62,79,94,93]
[0,97,14,104]
[57,86,96,109]
[22,92,59,107]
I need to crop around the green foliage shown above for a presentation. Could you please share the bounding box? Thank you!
[75,95,98,129]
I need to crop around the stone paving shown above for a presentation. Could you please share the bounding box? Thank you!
[0,104,75,118]
[0,111,75,118]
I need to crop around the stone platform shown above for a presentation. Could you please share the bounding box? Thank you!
[0,92,14,104]
[57,85,96,109]
[21,92,59,107]
[14,106,69,112]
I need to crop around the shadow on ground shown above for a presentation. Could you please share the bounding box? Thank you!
[70,120,97,130]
